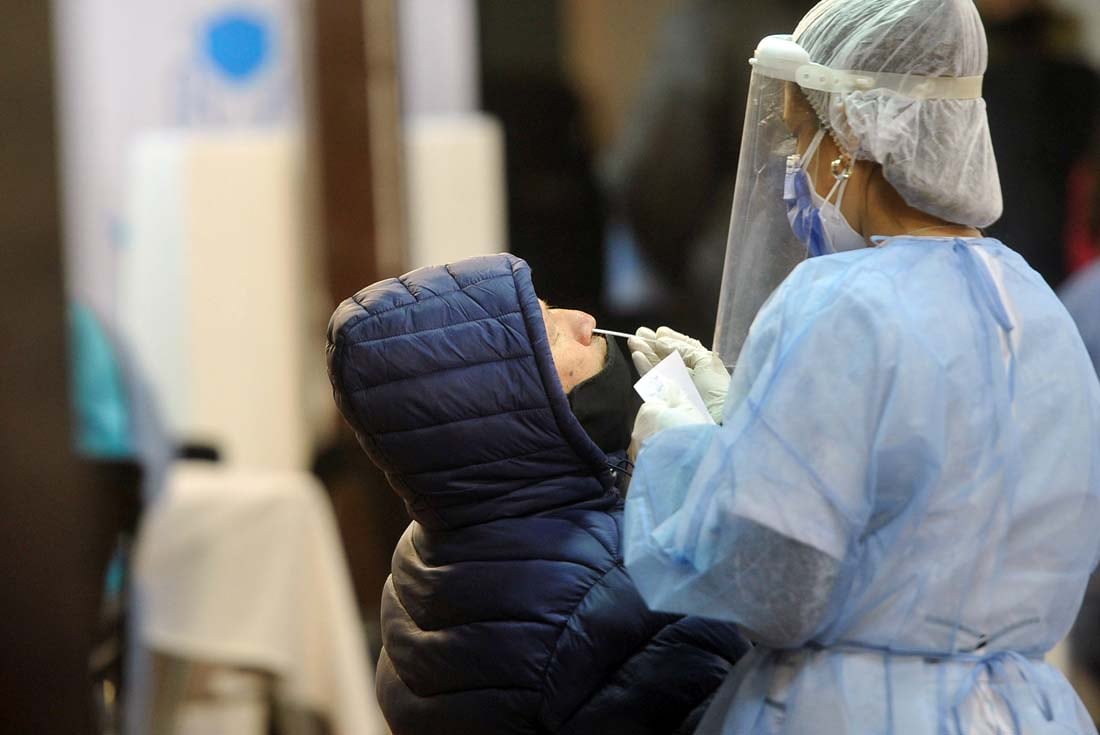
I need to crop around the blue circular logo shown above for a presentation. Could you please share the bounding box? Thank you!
[204,11,271,83]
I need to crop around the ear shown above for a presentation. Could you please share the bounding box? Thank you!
[783,82,819,140]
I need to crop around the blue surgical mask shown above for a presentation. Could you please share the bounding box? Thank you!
[784,129,866,257]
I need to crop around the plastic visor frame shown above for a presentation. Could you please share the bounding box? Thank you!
[749,34,983,101]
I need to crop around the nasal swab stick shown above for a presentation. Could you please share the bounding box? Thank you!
[592,328,653,341]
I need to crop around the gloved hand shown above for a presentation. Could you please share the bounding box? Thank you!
[627,327,664,377]
[629,383,709,461]
[628,326,730,423]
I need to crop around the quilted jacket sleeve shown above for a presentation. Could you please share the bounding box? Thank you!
[554,612,747,735]
[537,511,749,734]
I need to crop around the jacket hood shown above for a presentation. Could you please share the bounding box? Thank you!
[326,254,616,530]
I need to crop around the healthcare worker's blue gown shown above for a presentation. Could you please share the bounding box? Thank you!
[624,237,1100,734]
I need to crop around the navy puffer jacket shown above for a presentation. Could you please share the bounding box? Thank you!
[327,254,747,734]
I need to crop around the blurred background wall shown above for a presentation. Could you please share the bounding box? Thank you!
[1055,0,1100,67]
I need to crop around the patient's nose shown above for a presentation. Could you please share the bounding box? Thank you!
[560,309,596,346]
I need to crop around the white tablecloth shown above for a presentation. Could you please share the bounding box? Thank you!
[126,462,386,734]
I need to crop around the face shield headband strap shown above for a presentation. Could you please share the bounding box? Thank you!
[750,35,984,101]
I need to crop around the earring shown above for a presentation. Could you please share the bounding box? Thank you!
[831,153,853,181]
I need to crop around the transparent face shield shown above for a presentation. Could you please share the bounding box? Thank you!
[712,35,985,365]
[712,60,804,366]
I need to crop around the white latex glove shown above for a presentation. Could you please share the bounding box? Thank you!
[628,327,663,376]
[630,326,730,423]
[628,383,709,461]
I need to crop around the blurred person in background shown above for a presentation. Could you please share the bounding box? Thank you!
[605,0,813,340]
[978,0,1100,287]
[999,4,1100,718]
[1062,259,1100,373]
[69,302,143,732]
[1065,130,1100,274]
[326,254,749,735]
[1070,570,1100,726]
[1061,258,1100,727]
[622,0,1100,731]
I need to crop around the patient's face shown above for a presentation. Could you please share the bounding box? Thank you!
[538,300,608,393]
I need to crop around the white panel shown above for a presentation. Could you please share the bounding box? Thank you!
[397,0,480,116]
[120,131,328,471]
[405,114,508,268]
[118,135,193,437]
[184,133,307,469]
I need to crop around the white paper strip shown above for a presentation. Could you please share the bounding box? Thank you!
[633,351,715,424]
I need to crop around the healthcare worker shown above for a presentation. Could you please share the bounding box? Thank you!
[623,0,1100,732]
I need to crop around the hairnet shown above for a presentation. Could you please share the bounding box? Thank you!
[793,0,1002,227]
